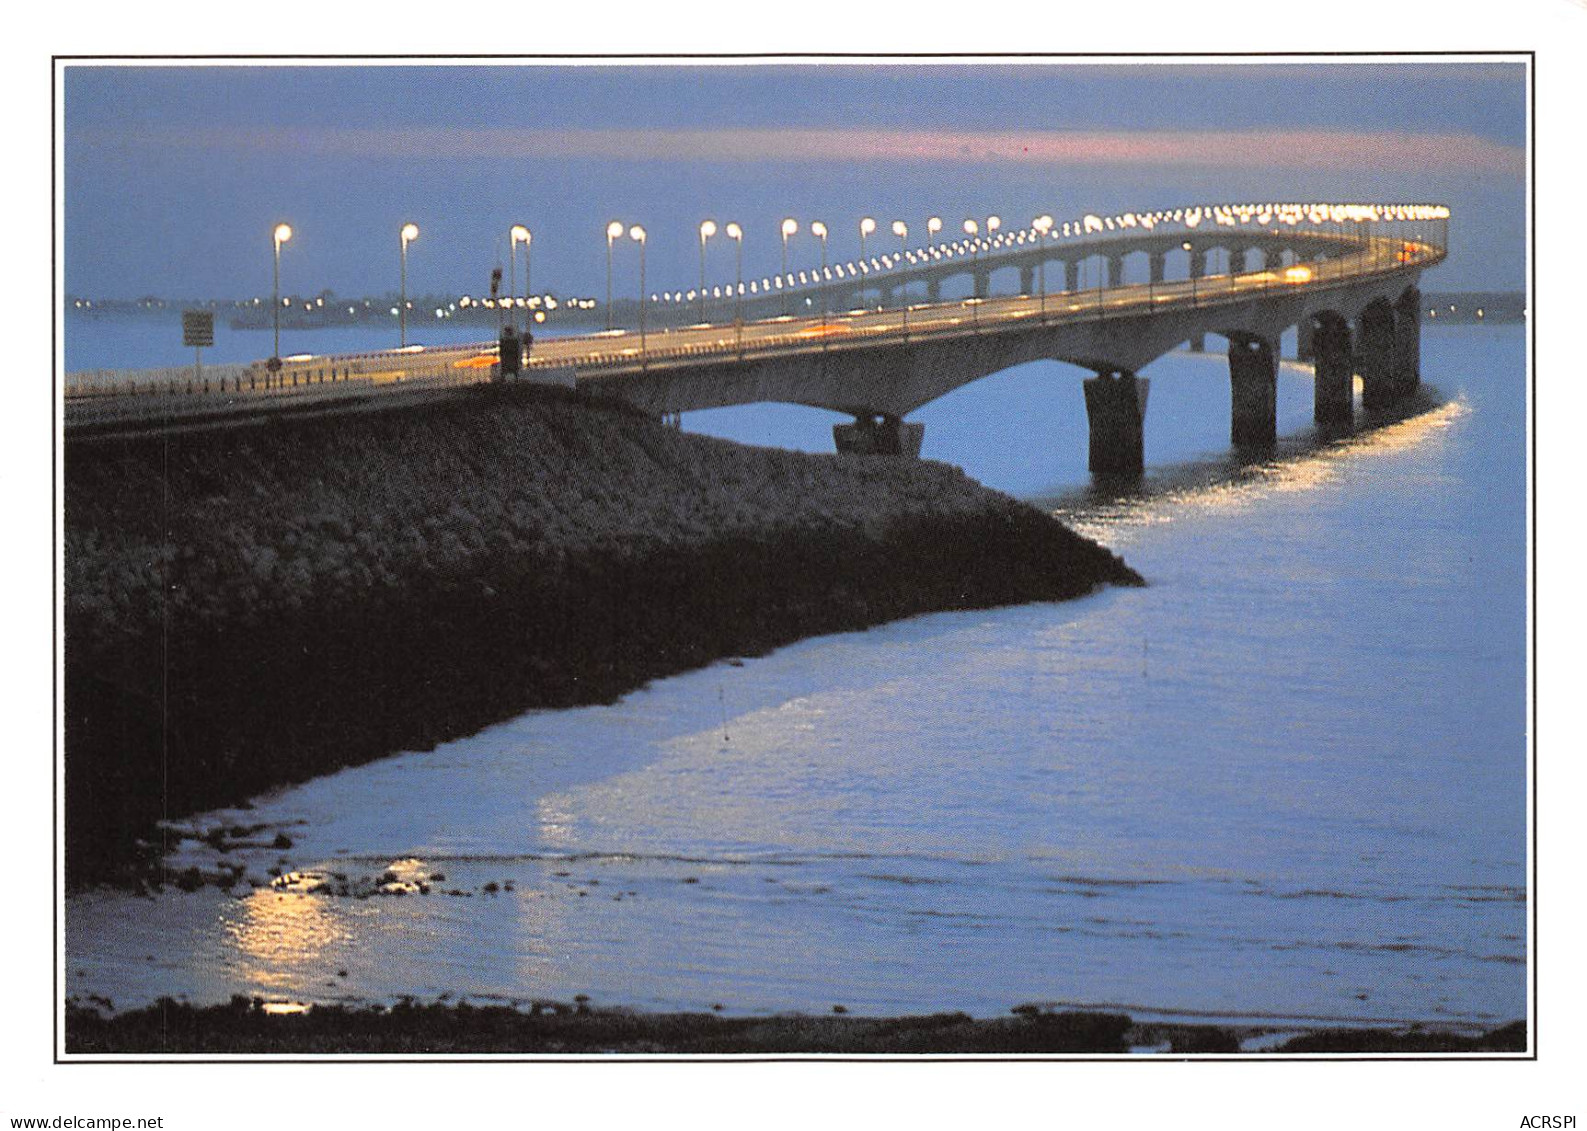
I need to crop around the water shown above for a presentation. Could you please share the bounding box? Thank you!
[65,323,1527,1031]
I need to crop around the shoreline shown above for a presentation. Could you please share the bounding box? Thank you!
[63,997,1526,1056]
[65,383,1140,888]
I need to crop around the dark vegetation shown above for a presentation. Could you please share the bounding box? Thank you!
[65,383,1140,887]
[62,997,1525,1056]
[1272,1022,1528,1054]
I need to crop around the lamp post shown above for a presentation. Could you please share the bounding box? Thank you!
[860,217,877,308]
[1183,241,1196,307]
[811,221,828,328]
[725,222,743,353]
[927,215,942,248]
[606,220,623,331]
[963,219,979,329]
[1032,215,1052,321]
[891,220,909,337]
[399,222,419,347]
[508,225,530,335]
[780,218,798,315]
[523,227,533,319]
[630,225,647,361]
[698,219,717,324]
[271,222,292,366]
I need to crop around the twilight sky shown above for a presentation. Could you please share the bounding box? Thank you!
[62,61,1528,299]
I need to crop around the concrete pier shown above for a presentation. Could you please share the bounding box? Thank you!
[1149,252,1166,285]
[1311,315,1354,428]
[1020,265,1035,295]
[1187,252,1207,350]
[1393,286,1422,399]
[1228,335,1278,448]
[1357,299,1398,409]
[833,413,925,457]
[1295,318,1316,362]
[1063,260,1078,293]
[1083,369,1149,475]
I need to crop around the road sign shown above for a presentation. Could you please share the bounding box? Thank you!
[182,310,214,348]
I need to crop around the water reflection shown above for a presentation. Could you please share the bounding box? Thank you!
[1047,391,1466,546]
[227,887,350,992]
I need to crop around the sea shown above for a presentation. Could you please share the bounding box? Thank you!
[63,314,1529,1032]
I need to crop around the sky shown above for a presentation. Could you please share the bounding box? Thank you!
[62,61,1528,300]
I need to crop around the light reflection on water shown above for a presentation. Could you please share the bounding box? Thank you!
[65,326,1526,1030]
[226,887,351,993]
[1053,396,1470,547]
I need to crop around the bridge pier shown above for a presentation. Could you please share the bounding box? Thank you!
[1187,252,1207,350]
[972,270,989,300]
[833,413,925,457]
[1357,300,1398,409]
[1393,286,1422,399]
[1295,318,1316,361]
[1228,335,1278,449]
[1062,260,1078,294]
[1106,254,1124,288]
[1148,252,1166,285]
[1020,265,1035,295]
[926,278,941,303]
[1312,314,1354,428]
[1083,369,1149,476]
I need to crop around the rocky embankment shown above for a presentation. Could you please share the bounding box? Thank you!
[64,997,1526,1055]
[65,383,1140,886]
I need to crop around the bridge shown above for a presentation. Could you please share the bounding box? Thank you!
[65,201,1447,475]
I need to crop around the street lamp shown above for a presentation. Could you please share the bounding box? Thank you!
[1032,215,1052,321]
[927,216,942,248]
[399,222,419,347]
[780,218,798,315]
[811,221,829,327]
[698,219,717,324]
[522,227,533,318]
[271,222,292,365]
[606,220,624,331]
[630,225,647,361]
[963,219,980,329]
[1183,241,1196,306]
[510,224,530,335]
[859,216,876,262]
[892,220,909,336]
[725,221,743,353]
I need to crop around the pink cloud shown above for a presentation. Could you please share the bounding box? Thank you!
[86,125,1525,176]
